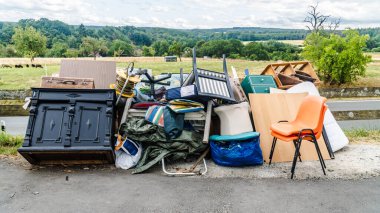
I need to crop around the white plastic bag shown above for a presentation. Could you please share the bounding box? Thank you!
[115,138,142,170]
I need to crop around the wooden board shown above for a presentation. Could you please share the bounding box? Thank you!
[41,77,95,89]
[249,93,330,163]
[60,60,116,89]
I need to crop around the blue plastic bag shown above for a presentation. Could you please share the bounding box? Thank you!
[210,133,263,167]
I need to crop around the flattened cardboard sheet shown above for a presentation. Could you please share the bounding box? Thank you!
[60,60,116,89]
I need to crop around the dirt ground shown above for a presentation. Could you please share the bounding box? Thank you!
[1,143,379,180]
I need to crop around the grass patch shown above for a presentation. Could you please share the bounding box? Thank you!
[0,132,23,155]
[344,129,380,144]
[117,59,268,76]
[0,65,59,90]
[0,56,379,90]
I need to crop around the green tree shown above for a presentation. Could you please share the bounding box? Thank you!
[64,48,79,58]
[12,26,47,62]
[109,39,134,57]
[169,41,183,61]
[142,46,155,56]
[80,37,108,60]
[152,40,170,56]
[302,29,372,85]
[46,42,68,57]
[243,42,270,60]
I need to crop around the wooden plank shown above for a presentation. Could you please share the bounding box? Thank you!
[202,100,213,143]
[41,77,95,89]
[60,60,116,89]
[249,93,330,163]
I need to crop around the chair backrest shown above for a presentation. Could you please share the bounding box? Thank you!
[294,95,327,133]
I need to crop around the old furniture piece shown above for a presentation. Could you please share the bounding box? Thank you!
[261,61,320,89]
[18,88,116,164]
[41,77,95,89]
[60,60,116,89]
[213,102,253,135]
[182,48,236,103]
[249,93,330,163]
[269,96,328,179]
[241,75,277,96]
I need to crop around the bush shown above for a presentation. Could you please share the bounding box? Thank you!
[302,29,372,85]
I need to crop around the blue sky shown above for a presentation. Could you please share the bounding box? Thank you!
[0,0,379,29]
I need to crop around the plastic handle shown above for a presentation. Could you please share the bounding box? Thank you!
[62,80,76,85]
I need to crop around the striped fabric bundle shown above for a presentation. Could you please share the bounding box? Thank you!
[145,105,165,127]
[168,99,204,113]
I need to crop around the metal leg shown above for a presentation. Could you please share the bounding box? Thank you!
[161,158,208,176]
[312,134,326,169]
[312,136,326,175]
[322,126,335,159]
[291,139,301,179]
[269,137,277,165]
[293,140,302,162]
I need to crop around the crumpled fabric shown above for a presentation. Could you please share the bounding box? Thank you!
[163,106,184,139]
[120,117,208,174]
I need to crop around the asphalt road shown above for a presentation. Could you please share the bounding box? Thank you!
[326,99,380,111]
[0,161,379,213]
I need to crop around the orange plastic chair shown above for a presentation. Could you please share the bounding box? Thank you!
[269,95,328,179]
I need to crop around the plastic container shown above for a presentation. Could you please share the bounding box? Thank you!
[214,102,253,135]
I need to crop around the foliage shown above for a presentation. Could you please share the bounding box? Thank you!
[46,42,68,57]
[12,26,47,61]
[243,42,270,60]
[142,46,155,56]
[109,39,134,57]
[64,48,80,58]
[152,40,170,56]
[168,41,183,61]
[80,37,108,59]
[302,29,372,85]
[1,18,380,59]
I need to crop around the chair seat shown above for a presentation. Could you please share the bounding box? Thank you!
[271,130,322,142]
[270,122,305,136]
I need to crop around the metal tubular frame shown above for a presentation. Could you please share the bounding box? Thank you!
[269,128,327,179]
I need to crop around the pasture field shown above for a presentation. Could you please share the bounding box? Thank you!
[243,40,304,46]
[0,54,379,90]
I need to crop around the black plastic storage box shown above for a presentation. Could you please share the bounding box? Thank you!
[18,88,116,164]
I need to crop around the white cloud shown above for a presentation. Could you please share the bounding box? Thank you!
[0,0,378,29]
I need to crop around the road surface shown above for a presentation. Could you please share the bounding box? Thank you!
[0,160,379,213]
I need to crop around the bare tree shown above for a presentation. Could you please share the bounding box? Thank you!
[304,3,330,32]
[327,17,341,32]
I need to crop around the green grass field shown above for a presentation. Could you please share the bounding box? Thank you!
[0,54,379,90]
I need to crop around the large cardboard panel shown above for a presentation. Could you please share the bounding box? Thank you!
[60,60,116,89]
[249,93,330,163]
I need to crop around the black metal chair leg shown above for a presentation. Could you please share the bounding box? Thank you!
[269,137,277,165]
[290,140,301,179]
[322,126,335,159]
[293,140,302,162]
[313,137,326,175]
[312,135,326,169]
[315,139,327,169]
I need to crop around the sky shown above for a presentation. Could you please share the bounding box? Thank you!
[0,0,379,29]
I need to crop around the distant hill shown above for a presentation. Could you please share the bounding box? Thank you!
[0,18,379,58]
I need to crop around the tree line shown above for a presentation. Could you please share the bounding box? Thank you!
[0,18,379,61]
